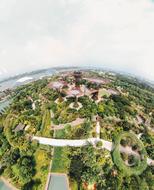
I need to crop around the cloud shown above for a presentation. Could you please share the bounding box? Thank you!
[0,0,154,80]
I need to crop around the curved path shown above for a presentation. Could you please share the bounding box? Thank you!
[33,136,112,151]
[33,118,154,166]
[32,136,154,166]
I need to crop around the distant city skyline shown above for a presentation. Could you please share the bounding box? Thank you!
[0,0,154,81]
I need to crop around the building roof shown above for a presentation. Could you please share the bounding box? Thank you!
[84,77,110,84]
[48,81,67,90]
[65,86,84,97]
[13,123,25,132]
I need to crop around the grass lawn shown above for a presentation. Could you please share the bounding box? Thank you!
[51,147,70,173]
[99,88,110,97]
[112,132,147,176]
[33,148,51,190]
[41,108,52,137]
[55,128,66,139]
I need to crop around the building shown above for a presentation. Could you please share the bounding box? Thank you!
[48,81,68,90]
[91,90,99,100]
[13,123,25,133]
[73,71,82,87]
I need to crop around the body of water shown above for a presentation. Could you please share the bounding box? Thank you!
[48,174,69,190]
[0,69,56,111]
[0,180,12,190]
[0,99,11,112]
[0,69,56,91]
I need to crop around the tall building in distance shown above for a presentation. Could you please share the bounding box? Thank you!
[73,71,82,87]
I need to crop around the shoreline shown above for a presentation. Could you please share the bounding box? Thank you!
[0,176,18,190]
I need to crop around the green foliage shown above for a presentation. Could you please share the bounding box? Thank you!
[110,94,136,119]
[112,132,147,176]
[40,106,51,137]
[0,71,154,190]
[1,148,20,167]
[141,134,154,159]
[96,141,103,148]
[78,96,97,118]
[13,156,35,184]
[98,100,116,117]
[51,147,70,173]
[69,145,113,189]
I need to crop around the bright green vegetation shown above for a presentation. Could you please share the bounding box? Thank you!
[51,147,70,173]
[0,70,154,190]
[141,134,154,160]
[112,132,147,176]
[0,79,53,189]
[33,147,51,190]
[54,122,92,140]
[40,107,51,137]
[68,145,114,190]
[55,128,66,139]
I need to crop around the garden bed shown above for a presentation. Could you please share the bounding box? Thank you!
[112,132,147,176]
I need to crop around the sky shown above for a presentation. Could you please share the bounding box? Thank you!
[0,0,154,81]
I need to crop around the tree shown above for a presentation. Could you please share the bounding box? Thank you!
[15,156,35,184]
[96,141,103,148]
[1,148,20,167]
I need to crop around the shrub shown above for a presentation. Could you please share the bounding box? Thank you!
[96,141,103,148]
[112,132,147,176]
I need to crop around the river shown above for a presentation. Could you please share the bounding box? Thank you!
[0,69,56,112]
[0,69,56,91]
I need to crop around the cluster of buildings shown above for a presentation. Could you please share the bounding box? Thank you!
[48,71,111,103]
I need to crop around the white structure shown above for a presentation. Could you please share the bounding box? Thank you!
[96,121,100,139]
[33,136,112,151]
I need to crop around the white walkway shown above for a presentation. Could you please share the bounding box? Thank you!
[33,136,112,151]
[147,158,154,166]
[96,121,100,139]
[32,136,154,166]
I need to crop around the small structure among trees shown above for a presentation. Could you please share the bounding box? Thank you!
[91,90,99,101]
[48,81,68,90]
[73,71,82,87]
[13,123,25,133]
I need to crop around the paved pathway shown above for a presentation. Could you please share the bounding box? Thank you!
[33,119,154,166]
[33,135,154,166]
[33,136,112,151]
[51,118,85,130]
[120,145,140,158]
[96,121,100,139]
[147,158,154,165]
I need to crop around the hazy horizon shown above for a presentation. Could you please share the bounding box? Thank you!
[0,0,154,81]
